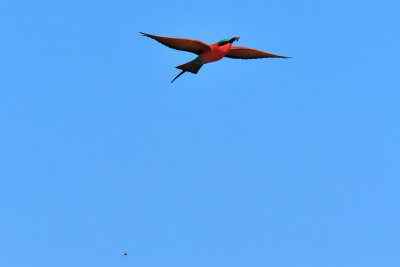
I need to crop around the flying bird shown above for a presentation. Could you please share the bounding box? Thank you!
[140,32,290,83]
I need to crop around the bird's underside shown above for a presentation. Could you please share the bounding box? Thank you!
[140,32,290,83]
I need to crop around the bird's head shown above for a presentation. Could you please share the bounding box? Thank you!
[217,37,240,46]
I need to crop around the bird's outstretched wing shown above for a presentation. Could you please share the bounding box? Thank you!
[225,47,290,59]
[140,32,210,55]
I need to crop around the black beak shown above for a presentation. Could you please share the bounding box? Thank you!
[230,37,240,43]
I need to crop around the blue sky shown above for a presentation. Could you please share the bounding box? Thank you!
[1,0,399,266]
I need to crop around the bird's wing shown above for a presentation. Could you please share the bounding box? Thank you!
[225,47,290,59]
[140,32,210,55]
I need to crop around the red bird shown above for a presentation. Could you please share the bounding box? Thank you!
[140,32,290,83]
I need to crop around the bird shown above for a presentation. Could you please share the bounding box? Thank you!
[140,32,290,83]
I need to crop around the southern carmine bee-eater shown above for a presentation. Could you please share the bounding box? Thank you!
[140,32,290,83]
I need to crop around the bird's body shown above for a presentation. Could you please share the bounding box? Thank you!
[140,32,290,83]
[202,42,233,63]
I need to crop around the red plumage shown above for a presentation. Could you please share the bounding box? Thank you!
[140,32,290,83]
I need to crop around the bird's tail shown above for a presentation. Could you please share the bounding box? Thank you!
[176,60,203,74]
[171,70,186,83]
[171,59,203,83]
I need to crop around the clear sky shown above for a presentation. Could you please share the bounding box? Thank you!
[1,0,399,266]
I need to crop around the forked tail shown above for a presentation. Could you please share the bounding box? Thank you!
[171,58,203,83]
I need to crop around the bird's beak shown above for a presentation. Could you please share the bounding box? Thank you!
[229,37,240,43]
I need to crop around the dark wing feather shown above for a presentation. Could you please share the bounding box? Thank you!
[140,32,210,55]
[225,47,290,59]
